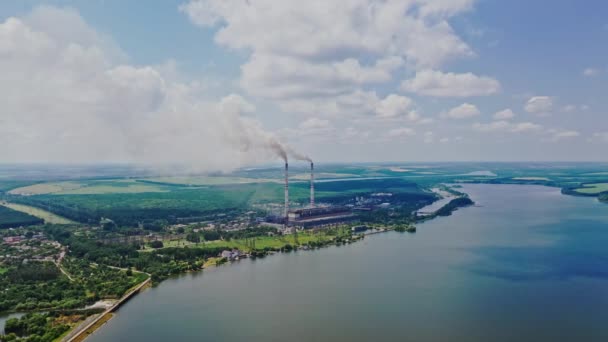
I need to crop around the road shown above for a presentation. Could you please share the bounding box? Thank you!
[65,276,151,342]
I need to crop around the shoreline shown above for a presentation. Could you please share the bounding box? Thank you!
[63,277,151,342]
[56,186,475,341]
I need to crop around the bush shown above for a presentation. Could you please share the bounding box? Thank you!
[149,240,164,249]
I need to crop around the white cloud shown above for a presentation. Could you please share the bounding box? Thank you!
[524,96,554,114]
[375,94,414,118]
[388,127,416,138]
[472,121,543,133]
[590,132,608,143]
[493,109,515,120]
[546,129,580,142]
[582,68,600,77]
[401,69,500,97]
[180,0,475,118]
[0,7,294,169]
[423,131,434,144]
[472,120,511,132]
[444,103,480,119]
[511,122,544,132]
[299,117,331,130]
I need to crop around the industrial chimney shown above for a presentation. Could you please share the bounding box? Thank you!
[284,162,289,221]
[310,162,315,208]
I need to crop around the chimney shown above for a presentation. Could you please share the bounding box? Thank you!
[284,162,289,220]
[310,162,315,208]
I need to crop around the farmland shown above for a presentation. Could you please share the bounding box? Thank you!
[1,202,75,224]
[573,183,608,195]
[5,177,433,226]
[9,180,170,195]
[1,162,607,229]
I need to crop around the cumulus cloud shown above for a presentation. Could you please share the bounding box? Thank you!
[401,69,500,97]
[524,96,554,114]
[545,129,580,142]
[472,121,543,133]
[493,109,515,120]
[582,68,600,77]
[180,0,476,118]
[375,94,414,118]
[299,118,331,130]
[388,127,416,138]
[0,7,293,169]
[444,103,481,119]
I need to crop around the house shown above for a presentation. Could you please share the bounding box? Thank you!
[220,249,243,260]
[351,225,368,233]
[3,236,24,244]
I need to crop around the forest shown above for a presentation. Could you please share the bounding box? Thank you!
[0,206,44,229]
[0,257,147,312]
[3,178,435,227]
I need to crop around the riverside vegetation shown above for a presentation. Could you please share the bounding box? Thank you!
[1,162,605,341]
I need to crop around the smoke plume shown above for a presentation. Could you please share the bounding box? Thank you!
[0,8,295,172]
[287,147,312,163]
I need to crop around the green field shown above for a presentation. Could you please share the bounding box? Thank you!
[141,176,276,186]
[512,177,551,181]
[9,181,82,195]
[9,180,169,195]
[150,230,343,253]
[2,202,75,224]
[574,183,608,194]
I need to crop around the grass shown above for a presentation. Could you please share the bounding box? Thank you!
[9,181,82,195]
[574,183,608,194]
[72,313,114,342]
[141,176,277,186]
[60,183,168,194]
[149,229,347,254]
[0,267,9,274]
[9,179,170,195]
[2,202,75,224]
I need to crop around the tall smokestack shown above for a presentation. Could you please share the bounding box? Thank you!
[310,162,315,208]
[284,162,289,220]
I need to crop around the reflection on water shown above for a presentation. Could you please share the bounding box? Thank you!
[89,184,608,342]
[0,313,25,334]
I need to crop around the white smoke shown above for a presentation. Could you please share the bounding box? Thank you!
[0,7,291,172]
[287,147,312,163]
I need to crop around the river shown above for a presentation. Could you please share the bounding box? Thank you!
[88,184,608,341]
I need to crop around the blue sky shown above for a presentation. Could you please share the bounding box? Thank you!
[0,1,606,168]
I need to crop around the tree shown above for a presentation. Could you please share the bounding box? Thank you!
[186,232,200,243]
[25,231,34,239]
[101,218,117,231]
[149,240,163,249]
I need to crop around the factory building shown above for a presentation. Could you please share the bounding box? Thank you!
[261,158,357,231]
[287,206,357,229]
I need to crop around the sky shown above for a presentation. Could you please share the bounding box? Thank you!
[0,0,607,170]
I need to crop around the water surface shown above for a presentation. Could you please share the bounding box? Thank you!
[89,184,608,342]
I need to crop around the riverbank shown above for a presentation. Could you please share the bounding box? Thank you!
[64,276,151,342]
[85,184,608,342]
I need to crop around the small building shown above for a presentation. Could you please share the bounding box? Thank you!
[3,236,24,244]
[288,206,358,229]
[351,225,368,233]
[220,249,243,260]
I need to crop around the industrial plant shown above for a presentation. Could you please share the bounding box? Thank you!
[266,158,357,232]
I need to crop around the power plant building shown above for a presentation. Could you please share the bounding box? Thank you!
[287,206,357,229]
